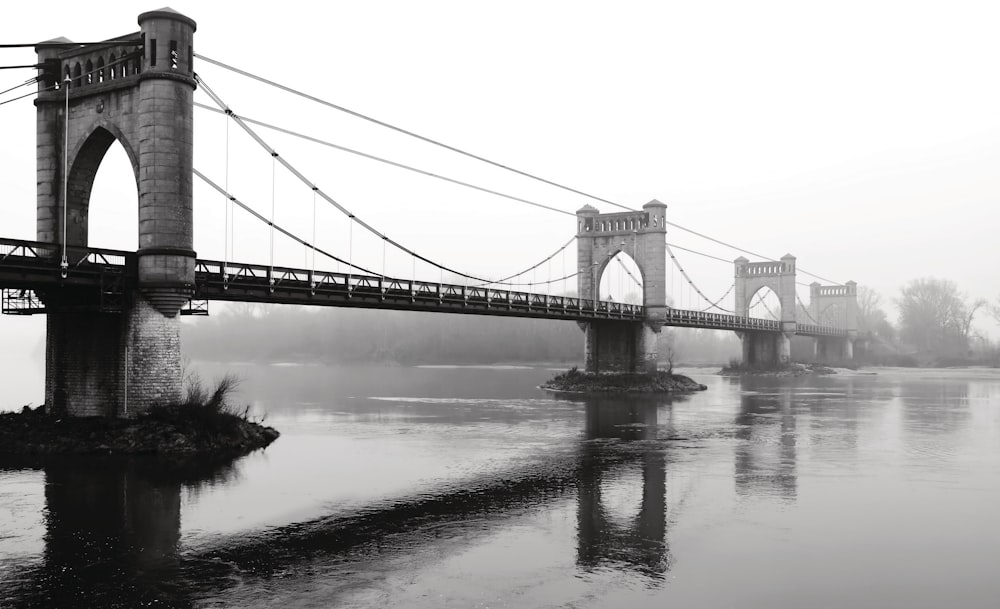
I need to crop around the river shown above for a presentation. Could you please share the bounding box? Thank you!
[2,364,999,608]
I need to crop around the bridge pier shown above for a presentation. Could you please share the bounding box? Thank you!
[811,333,856,365]
[580,321,660,374]
[44,291,182,417]
[738,330,793,368]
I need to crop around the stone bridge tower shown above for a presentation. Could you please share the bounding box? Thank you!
[733,255,797,366]
[808,281,858,360]
[576,200,667,373]
[35,8,196,417]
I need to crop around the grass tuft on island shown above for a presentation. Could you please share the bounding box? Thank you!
[541,367,708,394]
[0,373,279,456]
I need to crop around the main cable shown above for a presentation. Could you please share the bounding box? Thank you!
[0,51,138,107]
[195,53,631,212]
[194,168,379,275]
[665,240,734,313]
[195,54,849,286]
[193,101,575,218]
[196,74,578,288]
[470,235,576,287]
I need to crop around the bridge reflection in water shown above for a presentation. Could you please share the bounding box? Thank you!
[0,390,813,605]
[0,455,239,609]
[577,397,669,576]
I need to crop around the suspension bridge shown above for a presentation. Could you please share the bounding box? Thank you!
[0,8,860,418]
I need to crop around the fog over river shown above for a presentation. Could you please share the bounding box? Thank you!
[2,364,999,608]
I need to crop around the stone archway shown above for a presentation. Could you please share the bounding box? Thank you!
[575,200,667,373]
[733,254,797,366]
[62,126,140,248]
[35,8,198,417]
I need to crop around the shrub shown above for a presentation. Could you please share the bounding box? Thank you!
[146,372,254,433]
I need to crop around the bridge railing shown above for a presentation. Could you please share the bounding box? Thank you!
[1,238,130,266]
[5,239,853,331]
[0,237,132,280]
[796,323,848,337]
[663,308,781,331]
[194,259,646,320]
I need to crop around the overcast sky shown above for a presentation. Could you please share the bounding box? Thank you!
[1,0,998,384]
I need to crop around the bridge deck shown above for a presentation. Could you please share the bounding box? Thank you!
[0,238,846,335]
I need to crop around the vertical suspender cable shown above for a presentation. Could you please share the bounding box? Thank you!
[223,115,230,282]
[311,187,317,279]
[381,236,386,292]
[60,77,69,278]
[347,216,353,292]
[269,153,276,286]
[670,253,675,308]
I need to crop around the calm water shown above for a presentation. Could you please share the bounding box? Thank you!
[2,364,1000,608]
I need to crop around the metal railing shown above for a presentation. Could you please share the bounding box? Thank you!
[0,238,852,333]
[194,259,645,320]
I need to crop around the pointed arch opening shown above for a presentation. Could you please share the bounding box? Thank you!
[747,286,781,321]
[65,126,139,250]
[817,301,847,328]
[598,250,644,306]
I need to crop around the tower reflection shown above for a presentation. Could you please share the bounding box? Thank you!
[0,455,239,609]
[734,383,798,500]
[576,396,669,576]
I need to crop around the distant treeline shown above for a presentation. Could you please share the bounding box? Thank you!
[181,304,741,366]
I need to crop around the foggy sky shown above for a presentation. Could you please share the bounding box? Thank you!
[2,0,998,393]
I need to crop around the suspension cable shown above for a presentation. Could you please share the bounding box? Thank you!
[194,168,379,275]
[194,85,849,290]
[701,283,735,312]
[796,293,821,325]
[193,102,576,218]
[193,63,846,289]
[197,75,573,287]
[666,240,733,313]
[223,114,230,280]
[615,256,642,288]
[59,76,68,278]
[665,220,842,285]
[1,51,139,107]
[195,53,630,212]
[0,83,49,106]
[0,76,38,97]
[269,153,276,285]
[470,235,576,287]
[311,187,317,278]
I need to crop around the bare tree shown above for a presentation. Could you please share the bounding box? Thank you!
[896,278,983,356]
[662,330,677,374]
[990,295,1000,327]
[857,285,896,340]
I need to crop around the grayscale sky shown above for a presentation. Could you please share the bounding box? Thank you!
[1,0,998,348]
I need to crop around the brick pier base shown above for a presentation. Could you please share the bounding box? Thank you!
[45,290,182,418]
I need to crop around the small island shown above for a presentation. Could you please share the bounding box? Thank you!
[541,367,708,394]
[718,361,839,377]
[0,375,279,456]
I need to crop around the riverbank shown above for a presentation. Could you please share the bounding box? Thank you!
[0,404,279,456]
[540,368,708,394]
